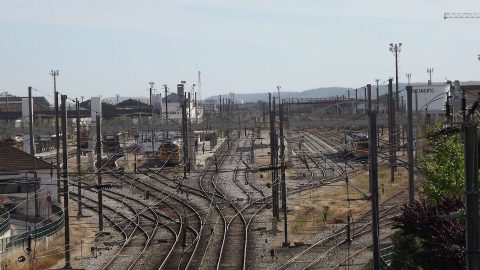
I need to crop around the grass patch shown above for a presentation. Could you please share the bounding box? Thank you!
[287,164,409,242]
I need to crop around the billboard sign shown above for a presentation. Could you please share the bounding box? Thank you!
[411,84,448,112]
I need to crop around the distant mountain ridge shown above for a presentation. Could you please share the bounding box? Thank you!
[205,87,354,103]
[205,82,447,103]
[205,86,385,103]
[104,81,453,104]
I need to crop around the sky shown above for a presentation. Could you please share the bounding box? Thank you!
[1,0,480,102]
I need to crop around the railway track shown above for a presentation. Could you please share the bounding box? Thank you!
[269,128,410,269]
[68,143,202,269]
[68,126,411,269]
[69,185,156,270]
[105,168,203,269]
[195,133,253,269]
[276,187,405,270]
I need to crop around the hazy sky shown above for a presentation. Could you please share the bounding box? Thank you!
[1,0,480,102]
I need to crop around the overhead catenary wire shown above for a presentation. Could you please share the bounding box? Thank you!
[3,84,450,268]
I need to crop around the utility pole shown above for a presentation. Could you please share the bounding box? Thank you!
[273,97,279,219]
[369,109,380,270]
[28,87,38,217]
[367,84,372,113]
[415,87,418,118]
[50,70,61,203]
[61,95,72,269]
[375,79,380,111]
[446,91,453,124]
[188,92,193,172]
[279,101,289,247]
[269,93,278,220]
[197,70,202,107]
[464,123,480,270]
[76,99,82,217]
[406,73,412,115]
[388,79,395,182]
[427,68,434,85]
[389,43,402,111]
[276,86,282,207]
[164,84,169,139]
[96,114,104,232]
[219,95,222,117]
[355,89,358,114]
[149,82,155,153]
[181,90,189,179]
[364,87,367,114]
[195,92,198,124]
[406,86,415,204]
[367,84,372,193]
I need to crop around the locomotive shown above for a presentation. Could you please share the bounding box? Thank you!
[342,132,369,159]
[158,140,182,165]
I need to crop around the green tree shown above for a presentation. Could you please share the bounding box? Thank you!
[390,196,465,270]
[419,125,464,203]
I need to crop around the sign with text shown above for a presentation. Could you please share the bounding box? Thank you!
[411,84,448,112]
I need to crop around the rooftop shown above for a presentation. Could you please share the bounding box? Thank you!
[0,146,53,172]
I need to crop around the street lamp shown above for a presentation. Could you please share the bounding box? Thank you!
[427,68,434,85]
[50,69,61,204]
[389,43,402,111]
[50,69,59,107]
[277,85,282,102]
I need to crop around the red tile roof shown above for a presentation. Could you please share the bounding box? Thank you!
[0,146,53,171]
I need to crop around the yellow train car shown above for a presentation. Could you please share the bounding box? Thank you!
[158,140,182,165]
[343,132,369,159]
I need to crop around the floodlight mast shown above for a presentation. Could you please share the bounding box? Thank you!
[389,43,402,111]
[427,68,434,85]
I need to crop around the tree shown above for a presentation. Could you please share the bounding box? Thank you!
[419,125,464,203]
[390,196,465,270]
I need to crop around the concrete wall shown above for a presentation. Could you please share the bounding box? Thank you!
[0,170,57,218]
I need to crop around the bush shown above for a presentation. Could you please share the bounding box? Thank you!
[390,196,465,270]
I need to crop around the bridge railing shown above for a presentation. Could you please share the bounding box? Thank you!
[0,213,10,236]
[380,244,395,269]
[0,204,64,253]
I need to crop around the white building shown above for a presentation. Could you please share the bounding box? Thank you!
[411,83,448,113]
[160,85,201,121]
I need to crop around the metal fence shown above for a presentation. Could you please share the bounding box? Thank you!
[0,204,64,253]
[380,244,394,269]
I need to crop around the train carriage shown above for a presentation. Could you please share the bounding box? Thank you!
[158,140,182,165]
[343,132,369,159]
